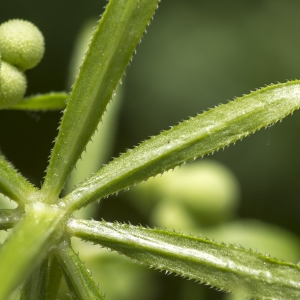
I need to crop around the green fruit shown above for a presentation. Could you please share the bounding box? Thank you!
[0,19,45,70]
[0,61,27,108]
[150,199,198,231]
[161,160,240,225]
[137,160,240,225]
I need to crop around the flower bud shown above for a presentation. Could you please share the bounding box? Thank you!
[0,19,45,70]
[0,60,27,108]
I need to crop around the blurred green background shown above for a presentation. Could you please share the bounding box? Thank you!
[1,1,300,299]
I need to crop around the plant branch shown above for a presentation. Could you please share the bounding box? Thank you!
[10,92,68,111]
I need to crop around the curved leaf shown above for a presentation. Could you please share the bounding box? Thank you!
[62,81,300,211]
[68,219,300,299]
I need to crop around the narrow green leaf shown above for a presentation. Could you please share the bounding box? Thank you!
[55,240,105,300]
[0,209,21,230]
[10,93,68,111]
[0,155,37,205]
[45,254,63,300]
[68,219,300,299]
[20,259,48,300]
[41,0,160,202]
[65,18,124,219]
[0,203,66,299]
[69,87,123,220]
[66,18,97,91]
[62,81,300,211]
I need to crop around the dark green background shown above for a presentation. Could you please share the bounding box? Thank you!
[1,1,300,299]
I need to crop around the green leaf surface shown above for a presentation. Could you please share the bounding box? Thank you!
[0,155,37,205]
[20,259,48,300]
[0,203,65,299]
[10,92,68,110]
[62,81,300,211]
[45,255,63,300]
[65,19,124,219]
[69,219,300,299]
[55,240,105,300]
[41,0,160,202]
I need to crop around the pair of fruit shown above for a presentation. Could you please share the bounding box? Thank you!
[0,19,45,108]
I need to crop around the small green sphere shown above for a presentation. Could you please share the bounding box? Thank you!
[0,60,27,108]
[0,19,45,70]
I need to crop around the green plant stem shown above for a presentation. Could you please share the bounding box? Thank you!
[0,203,66,299]
[41,0,159,203]
[68,219,300,299]
[55,240,105,300]
[62,81,300,212]
[10,92,68,111]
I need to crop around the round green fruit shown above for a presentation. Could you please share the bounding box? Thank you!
[141,160,240,225]
[0,19,45,70]
[0,60,27,108]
